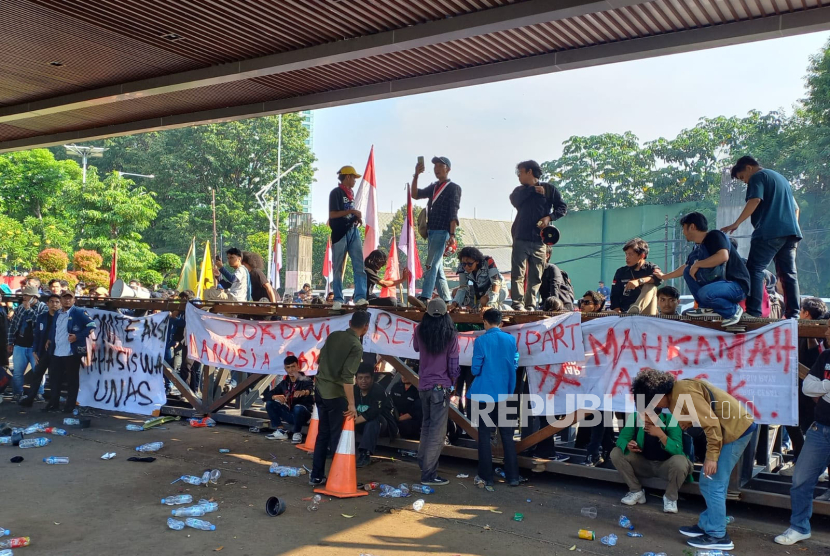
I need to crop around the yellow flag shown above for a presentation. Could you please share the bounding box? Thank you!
[177,238,198,293]
[197,241,215,299]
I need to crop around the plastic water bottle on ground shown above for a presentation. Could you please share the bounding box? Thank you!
[126,424,144,431]
[0,537,30,548]
[177,475,203,486]
[398,483,410,496]
[42,427,67,436]
[43,456,69,464]
[161,494,193,505]
[411,484,435,494]
[269,464,304,477]
[209,469,221,484]
[627,532,643,537]
[0,549,12,556]
[693,552,732,556]
[136,442,163,452]
[63,418,80,425]
[19,438,51,448]
[0,527,8,537]
[23,422,48,434]
[185,518,215,531]
[0,437,11,445]
[642,553,667,556]
[196,501,218,513]
[618,515,634,530]
[379,484,403,498]
[398,449,417,458]
[600,534,618,546]
[201,471,211,485]
[307,494,322,511]
[172,506,206,517]
[725,516,735,524]
[413,499,425,512]
[167,518,185,531]
[495,467,506,478]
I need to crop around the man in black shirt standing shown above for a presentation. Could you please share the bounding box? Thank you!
[509,160,567,311]
[655,212,749,327]
[412,156,462,306]
[609,238,662,315]
[329,166,369,311]
[775,320,830,546]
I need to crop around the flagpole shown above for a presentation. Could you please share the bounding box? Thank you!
[211,188,217,256]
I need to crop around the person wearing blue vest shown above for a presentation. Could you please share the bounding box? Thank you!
[43,291,96,413]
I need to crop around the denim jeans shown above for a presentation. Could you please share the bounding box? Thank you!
[418,387,449,482]
[331,227,367,304]
[419,230,451,301]
[789,422,830,534]
[475,400,519,484]
[697,432,752,538]
[12,345,37,396]
[683,267,745,319]
[746,236,800,318]
[265,401,311,434]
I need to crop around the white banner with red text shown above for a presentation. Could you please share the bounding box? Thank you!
[525,316,798,425]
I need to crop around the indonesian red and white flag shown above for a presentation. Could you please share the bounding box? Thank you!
[399,184,422,294]
[354,145,378,259]
[380,236,400,299]
[269,231,282,290]
[323,236,333,297]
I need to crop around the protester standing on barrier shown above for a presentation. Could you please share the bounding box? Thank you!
[774,319,830,546]
[413,298,459,486]
[631,369,756,551]
[329,166,369,311]
[309,311,369,486]
[44,291,96,413]
[723,156,802,318]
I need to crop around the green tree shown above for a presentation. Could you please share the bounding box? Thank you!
[0,149,82,222]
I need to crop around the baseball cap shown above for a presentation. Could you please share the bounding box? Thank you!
[60,290,75,298]
[336,165,362,178]
[431,156,451,169]
[426,298,448,317]
[21,285,40,297]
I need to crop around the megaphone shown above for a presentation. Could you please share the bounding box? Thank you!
[540,225,561,246]
[111,279,151,299]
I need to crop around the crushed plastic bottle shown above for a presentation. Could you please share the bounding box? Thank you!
[176,475,204,486]
[413,499,425,512]
[135,442,163,452]
[0,437,11,445]
[171,506,206,517]
[209,469,221,484]
[642,553,667,556]
[63,418,81,425]
[42,427,67,436]
[411,484,434,494]
[600,534,618,546]
[200,471,211,485]
[379,484,404,498]
[269,464,306,477]
[43,456,69,464]
[19,437,51,448]
[184,518,215,531]
[693,552,732,556]
[495,467,506,478]
[248,426,260,433]
[167,518,185,531]
[196,501,218,513]
[126,424,144,431]
[398,483,410,496]
[0,537,30,548]
[618,515,635,530]
[0,549,11,556]
[398,449,418,458]
[23,422,49,434]
[161,494,193,506]
[627,532,643,537]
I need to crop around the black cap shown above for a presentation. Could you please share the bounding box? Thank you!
[431,156,451,169]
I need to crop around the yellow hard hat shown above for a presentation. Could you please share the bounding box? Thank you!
[336,165,362,178]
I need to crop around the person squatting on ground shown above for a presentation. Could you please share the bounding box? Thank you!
[413,298,460,486]
[309,311,369,486]
[610,238,662,315]
[390,374,423,440]
[264,356,313,444]
[353,367,398,468]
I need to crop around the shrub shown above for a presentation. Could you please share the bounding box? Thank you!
[151,253,182,276]
[29,270,78,288]
[73,249,103,272]
[137,269,163,288]
[75,270,110,289]
[37,248,69,272]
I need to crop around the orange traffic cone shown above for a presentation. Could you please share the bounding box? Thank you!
[314,416,368,499]
[296,405,320,453]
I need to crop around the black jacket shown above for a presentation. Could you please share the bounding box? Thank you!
[610,261,663,312]
[354,382,399,438]
[539,263,575,311]
[389,381,423,423]
[509,182,567,242]
[0,307,7,367]
[33,311,56,358]
[262,376,314,411]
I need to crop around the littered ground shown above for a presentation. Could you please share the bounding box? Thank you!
[2,404,829,556]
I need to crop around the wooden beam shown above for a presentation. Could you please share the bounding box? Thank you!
[162,362,204,413]
[209,373,268,413]
[515,410,589,453]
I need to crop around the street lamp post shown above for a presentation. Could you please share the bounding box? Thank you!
[117,171,155,179]
[64,144,107,183]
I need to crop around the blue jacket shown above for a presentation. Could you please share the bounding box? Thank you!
[468,327,519,402]
[48,306,96,357]
[33,311,57,357]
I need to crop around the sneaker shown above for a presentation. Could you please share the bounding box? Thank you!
[35,394,45,402]
[778,462,796,476]
[686,534,734,550]
[266,430,288,440]
[332,301,343,311]
[549,454,570,463]
[308,477,326,487]
[583,454,604,467]
[291,433,303,444]
[679,525,706,538]
[663,495,678,513]
[820,469,829,482]
[722,305,744,327]
[815,490,830,501]
[686,307,715,316]
[621,490,647,506]
[408,296,426,309]
[774,527,811,545]
[627,305,641,315]
[356,451,372,468]
[422,476,450,486]
[354,299,369,308]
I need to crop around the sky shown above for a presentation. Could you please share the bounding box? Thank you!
[309,31,830,224]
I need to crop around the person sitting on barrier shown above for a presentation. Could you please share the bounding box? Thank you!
[542,297,563,312]
[353,366,398,467]
[579,290,605,313]
[264,356,314,444]
[655,212,749,327]
[214,247,250,302]
[610,238,662,315]
[242,251,276,303]
[470,308,521,490]
[609,409,693,513]
[657,286,682,316]
[450,247,507,313]
[631,368,756,552]
[363,249,409,307]
[775,319,830,546]
[390,375,423,439]
[538,248,575,311]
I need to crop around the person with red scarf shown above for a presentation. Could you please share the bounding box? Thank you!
[328,165,369,311]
